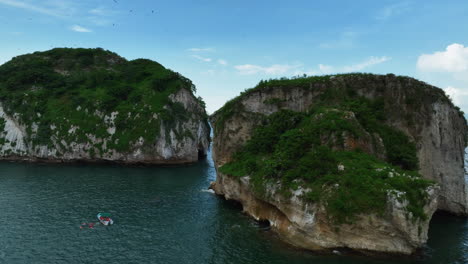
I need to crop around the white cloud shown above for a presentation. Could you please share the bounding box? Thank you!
[217,59,227,66]
[0,1,119,27]
[342,56,391,72]
[235,56,389,76]
[304,56,391,75]
[191,55,212,62]
[376,2,411,20]
[0,0,74,17]
[187,48,214,52]
[86,6,122,26]
[70,25,92,33]
[444,86,468,106]
[235,64,300,75]
[89,7,106,16]
[416,44,468,112]
[417,43,468,73]
[317,64,334,74]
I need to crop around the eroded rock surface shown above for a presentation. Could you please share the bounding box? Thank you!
[212,174,439,254]
[211,73,467,254]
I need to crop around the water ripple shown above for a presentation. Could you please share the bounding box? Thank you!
[0,154,466,264]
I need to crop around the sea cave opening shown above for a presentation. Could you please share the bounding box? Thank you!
[425,210,468,258]
[197,146,207,160]
[257,219,271,231]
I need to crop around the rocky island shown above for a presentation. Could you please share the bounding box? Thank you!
[210,74,467,255]
[0,48,210,164]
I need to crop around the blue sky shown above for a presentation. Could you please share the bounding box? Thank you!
[0,0,467,113]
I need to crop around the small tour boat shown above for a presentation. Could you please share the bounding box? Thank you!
[97,212,114,226]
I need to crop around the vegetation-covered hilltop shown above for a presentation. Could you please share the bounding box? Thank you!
[215,74,467,223]
[0,48,210,162]
[214,74,464,133]
[211,73,467,253]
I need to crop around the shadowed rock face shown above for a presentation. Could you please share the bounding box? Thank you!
[210,73,467,254]
[0,48,210,164]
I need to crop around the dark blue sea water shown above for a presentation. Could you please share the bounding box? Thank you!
[0,149,466,264]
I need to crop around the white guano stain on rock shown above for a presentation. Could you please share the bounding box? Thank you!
[0,104,27,153]
[104,111,118,135]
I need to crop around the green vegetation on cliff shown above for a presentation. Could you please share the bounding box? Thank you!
[0,48,208,153]
[220,108,433,224]
[219,90,435,225]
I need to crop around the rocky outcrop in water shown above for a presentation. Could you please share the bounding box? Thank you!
[210,73,467,254]
[0,48,210,164]
[212,174,439,255]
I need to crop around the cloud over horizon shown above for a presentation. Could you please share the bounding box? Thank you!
[234,63,301,75]
[444,86,468,106]
[234,56,390,76]
[191,54,212,62]
[70,25,92,33]
[187,48,214,52]
[418,43,468,111]
[417,43,468,73]
[0,0,74,18]
[303,56,391,75]
[0,0,118,28]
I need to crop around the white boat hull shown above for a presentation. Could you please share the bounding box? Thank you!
[97,213,114,225]
[99,219,114,226]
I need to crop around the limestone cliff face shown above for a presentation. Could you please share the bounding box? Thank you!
[211,73,467,254]
[0,48,210,164]
[212,74,468,214]
[0,88,210,164]
[417,102,467,214]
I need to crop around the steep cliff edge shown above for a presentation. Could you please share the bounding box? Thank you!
[211,73,467,254]
[0,48,210,164]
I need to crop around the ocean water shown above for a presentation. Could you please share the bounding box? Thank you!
[0,150,466,264]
